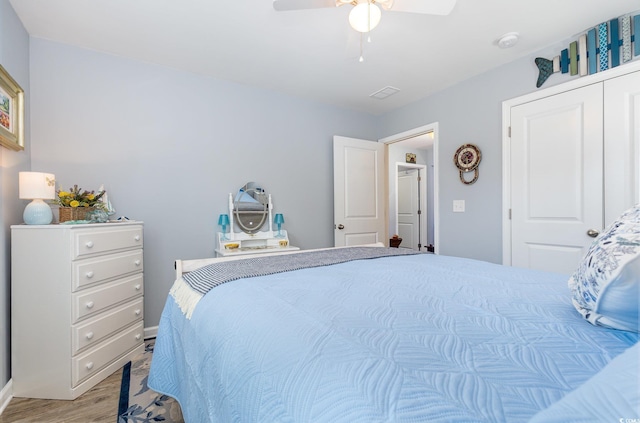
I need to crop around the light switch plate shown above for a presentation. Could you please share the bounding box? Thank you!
[453,200,465,212]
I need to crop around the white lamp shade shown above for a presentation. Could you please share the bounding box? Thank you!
[349,2,381,33]
[19,172,56,200]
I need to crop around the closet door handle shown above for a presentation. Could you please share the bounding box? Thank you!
[337,224,344,230]
[587,229,599,238]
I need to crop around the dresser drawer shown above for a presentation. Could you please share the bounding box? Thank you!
[73,250,143,291]
[73,274,143,323]
[72,321,144,387]
[73,226,143,259]
[72,298,143,354]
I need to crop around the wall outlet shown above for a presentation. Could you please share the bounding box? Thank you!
[453,200,465,212]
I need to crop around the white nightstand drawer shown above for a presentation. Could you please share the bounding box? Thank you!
[73,226,143,259]
[73,250,143,291]
[72,298,143,354]
[73,274,143,323]
[72,321,144,387]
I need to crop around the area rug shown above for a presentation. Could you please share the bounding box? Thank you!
[117,340,183,422]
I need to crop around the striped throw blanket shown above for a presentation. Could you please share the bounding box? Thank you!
[170,246,419,318]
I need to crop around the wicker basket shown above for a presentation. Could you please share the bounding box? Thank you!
[59,207,95,223]
[389,237,402,248]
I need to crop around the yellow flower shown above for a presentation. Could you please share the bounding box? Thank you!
[55,185,106,211]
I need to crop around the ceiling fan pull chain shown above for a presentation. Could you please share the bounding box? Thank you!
[359,32,364,62]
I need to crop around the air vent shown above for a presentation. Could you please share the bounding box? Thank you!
[369,86,400,100]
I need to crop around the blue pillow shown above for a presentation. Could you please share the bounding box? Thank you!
[529,342,640,422]
[568,204,640,333]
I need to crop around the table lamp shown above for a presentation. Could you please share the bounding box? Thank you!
[218,214,230,240]
[274,213,285,238]
[19,171,56,225]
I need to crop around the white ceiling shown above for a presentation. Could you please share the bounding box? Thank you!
[9,0,639,115]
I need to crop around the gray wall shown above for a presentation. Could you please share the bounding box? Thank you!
[379,53,555,263]
[28,38,380,332]
[0,0,30,393]
[377,35,619,264]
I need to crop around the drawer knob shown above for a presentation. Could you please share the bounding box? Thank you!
[135,334,142,341]
[134,284,141,291]
[86,362,94,370]
[134,235,141,242]
[134,259,141,266]
[86,332,94,340]
[85,271,94,279]
[85,241,94,249]
[135,309,141,316]
[86,301,94,309]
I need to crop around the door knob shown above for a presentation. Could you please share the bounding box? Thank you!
[587,229,600,238]
[337,224,344,230]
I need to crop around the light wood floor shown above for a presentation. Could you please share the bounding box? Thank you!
[0,367,123,423]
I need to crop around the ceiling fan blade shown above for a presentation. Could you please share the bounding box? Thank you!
[388,0,457,15]
[273,0,337,11]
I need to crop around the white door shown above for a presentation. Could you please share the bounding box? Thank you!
[604,70,640,224]
[333,136,385,247]
[510,83,603,274]
[397,169,419,250]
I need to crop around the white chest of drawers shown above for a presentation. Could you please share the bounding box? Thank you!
[10,221,145,400]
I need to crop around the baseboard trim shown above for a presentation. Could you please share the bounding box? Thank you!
[0,379,13,416]
[144,325,158,340]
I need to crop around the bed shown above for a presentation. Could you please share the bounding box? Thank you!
[149,209,640,422]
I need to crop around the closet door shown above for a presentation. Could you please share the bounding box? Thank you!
[604,71,640,224]
[510,83,603,274]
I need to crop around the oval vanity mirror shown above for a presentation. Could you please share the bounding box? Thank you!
[234,182,268,234]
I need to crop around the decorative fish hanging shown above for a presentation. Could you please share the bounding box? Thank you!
[535,13,639,88]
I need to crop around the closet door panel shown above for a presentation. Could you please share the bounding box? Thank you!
[510,83,603,274]
[604,71,640,225]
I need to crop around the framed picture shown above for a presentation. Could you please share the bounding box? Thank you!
[0,65,24,151]
[405,153,416,164]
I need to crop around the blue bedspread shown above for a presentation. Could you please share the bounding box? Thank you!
[149,252,638,422]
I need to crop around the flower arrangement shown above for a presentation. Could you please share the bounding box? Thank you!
[56,185,107,211]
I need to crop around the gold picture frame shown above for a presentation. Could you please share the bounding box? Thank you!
[0,65,24,151]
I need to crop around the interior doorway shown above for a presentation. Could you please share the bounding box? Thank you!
[380,124,438,254]
[396,165,427,251]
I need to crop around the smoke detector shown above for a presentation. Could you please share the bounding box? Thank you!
[497,32,519,49]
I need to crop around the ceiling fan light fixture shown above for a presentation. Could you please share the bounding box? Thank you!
[349,2,381,33]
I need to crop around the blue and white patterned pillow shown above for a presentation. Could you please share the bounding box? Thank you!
[568,204,640,333]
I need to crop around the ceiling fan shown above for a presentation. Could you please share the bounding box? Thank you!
[273,0,457,33]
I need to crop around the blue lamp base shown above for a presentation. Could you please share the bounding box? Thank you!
[220,225,229,241]
[23,199,53,225]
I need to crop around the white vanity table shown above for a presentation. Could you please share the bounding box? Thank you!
[215,183,299,257]
[215,230,299,257]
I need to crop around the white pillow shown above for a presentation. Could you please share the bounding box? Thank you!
[568,204,640,333]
